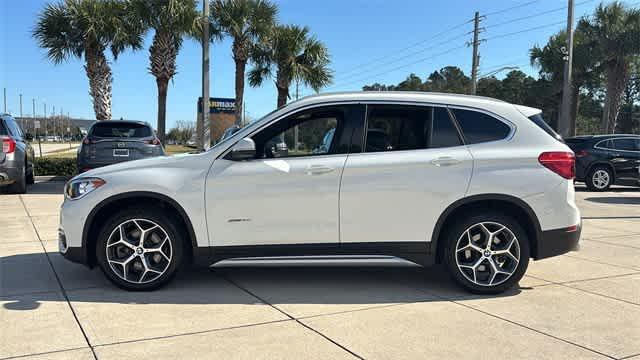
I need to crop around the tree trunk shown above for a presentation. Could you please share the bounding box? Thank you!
[84,46,112,120]
[156,78,168,144]
[277,85,288,108]
[234,59,246,125]
[149,31,177,144]
[602,61,629,134]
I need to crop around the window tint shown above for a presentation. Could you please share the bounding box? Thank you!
[0,119,9,136]
[90,122,152,138]
[364,105,461,153]
[251,108,344,159]
[430,107,462,148]
[529,113,562,142]
[6,119,22,138]
[613,138,640,151]
[451,109,511,144]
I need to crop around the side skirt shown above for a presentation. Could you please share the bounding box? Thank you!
[194,242,433,267]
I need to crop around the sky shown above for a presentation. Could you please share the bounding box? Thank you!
[0,0,624,130]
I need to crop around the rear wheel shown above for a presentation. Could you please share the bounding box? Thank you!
[443,212,530,294]
[586,165,612,191]
[96,207,185,291]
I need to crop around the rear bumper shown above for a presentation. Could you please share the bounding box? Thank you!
[535,223,581,260]
[0,165,20,185]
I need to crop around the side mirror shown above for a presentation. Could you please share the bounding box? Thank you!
[25,133,34,141]
[227,137,256,161]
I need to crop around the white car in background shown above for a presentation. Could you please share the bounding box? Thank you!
[59,92,581,294]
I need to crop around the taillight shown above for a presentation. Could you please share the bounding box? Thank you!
[538,151,575,179]
[575,150,588,158]
[2,136,16,153]
[145,138,161,145]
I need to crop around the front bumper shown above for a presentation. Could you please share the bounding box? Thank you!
[535,223,581,260]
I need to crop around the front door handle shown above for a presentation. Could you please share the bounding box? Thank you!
[431,157,461,167]
[306,165,335,175]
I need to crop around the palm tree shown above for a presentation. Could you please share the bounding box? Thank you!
[129,0,200,143]
[33,0,143,120]
[249,24,332,108]
[212,0,277,124]
[579,2,640,133]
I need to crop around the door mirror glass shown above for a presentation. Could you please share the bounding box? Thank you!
[228,137,256,161]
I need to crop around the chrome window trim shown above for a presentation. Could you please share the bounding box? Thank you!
[594,137,640,153]
[218,99,516,159]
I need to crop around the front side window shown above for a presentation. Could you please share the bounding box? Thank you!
[251,107,344,159]
[613,138,640,151]
[451,108,511,144]
[364,105,461,153]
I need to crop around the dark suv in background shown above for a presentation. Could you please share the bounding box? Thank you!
[1,114,35,193]
[566,134,640,191]
[77,120,164,173]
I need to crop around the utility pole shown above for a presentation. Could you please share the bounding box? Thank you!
[198,0,211,151]
[19,94,23,129]
[559,0,575,137]
[470,12,483,95]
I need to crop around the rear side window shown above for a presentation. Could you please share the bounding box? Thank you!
[529,113,562,142]
[0,120,8,136]
[451,109,511,144]
[90,123,152,138]
[613,138,640,151]
[364,105,461,152]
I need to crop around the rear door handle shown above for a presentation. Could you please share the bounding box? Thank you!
[431,157,461,167]
[306,165,335,175]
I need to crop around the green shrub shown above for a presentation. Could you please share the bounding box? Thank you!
[35,157,77,176]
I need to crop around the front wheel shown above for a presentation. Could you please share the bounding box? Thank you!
[96,207,185,291]
[443,212,530,294]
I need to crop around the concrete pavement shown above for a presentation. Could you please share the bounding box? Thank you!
[1,182,639,359]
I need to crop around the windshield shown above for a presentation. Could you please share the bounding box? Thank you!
[90,123,152,138]
[528,113,563,142]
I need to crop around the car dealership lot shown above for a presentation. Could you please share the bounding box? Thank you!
[1,181,639,360]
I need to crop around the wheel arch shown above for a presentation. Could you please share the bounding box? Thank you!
[430,194,543,264]
[82,191,199,268]
[586,161,616,181]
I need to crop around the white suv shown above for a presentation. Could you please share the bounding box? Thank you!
[59,92,581,294]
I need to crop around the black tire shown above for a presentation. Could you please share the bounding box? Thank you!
[7,165,27,194]
[96,207,185,291]
[586,165,612,192]
[443,211,530,294]
[26,162,35,185]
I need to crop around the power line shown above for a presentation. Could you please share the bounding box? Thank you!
[328,45,468,90]
[334,31,470,83]
[335,20,472,78]
[485,21,566,41]
[483,0,542,17]
[484,0,595,29]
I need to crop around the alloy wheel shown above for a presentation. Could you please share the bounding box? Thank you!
[105,219,173,284]
[592,170,610,189]
[455,222,520,287]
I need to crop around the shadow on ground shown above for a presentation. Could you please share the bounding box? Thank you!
[584,197,640,205]
[2,253,525,311]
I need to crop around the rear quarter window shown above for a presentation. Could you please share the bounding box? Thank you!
[450,109,511,144]
[528,113,563,142]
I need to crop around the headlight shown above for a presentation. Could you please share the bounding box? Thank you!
[64,177,106,200]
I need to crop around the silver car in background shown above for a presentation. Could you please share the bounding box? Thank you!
[1,114,35,193]
[77,120,165,173]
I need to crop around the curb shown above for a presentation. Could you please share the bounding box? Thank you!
[35,175,71,182]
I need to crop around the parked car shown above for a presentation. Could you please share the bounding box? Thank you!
[77,120,164,173]
[0,114,35,193]
[565,134,640,191]
[59,92,581,294]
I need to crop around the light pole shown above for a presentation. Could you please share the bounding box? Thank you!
[198,0,211,151]
[559,0,575,137]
